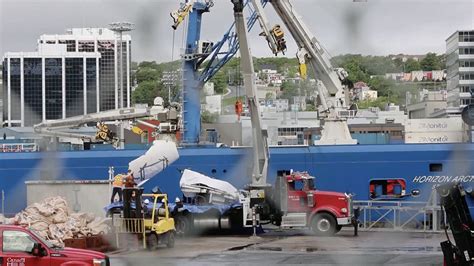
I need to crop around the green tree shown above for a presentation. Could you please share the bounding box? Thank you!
[367,76,395,98]
[135,67,160,83]
[201,110,218,123]
[357,96,391,110]
[210,70,228,94]
[265,92,274,100]
[404,58,421,72]
[279,81,298,101]
[305,103,316,111]
[420,53,442,71]
[132,80,160,106]
[138,61,160,70]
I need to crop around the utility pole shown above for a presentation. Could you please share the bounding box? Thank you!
[109,22,134,149]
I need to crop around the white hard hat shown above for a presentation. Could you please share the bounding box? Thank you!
[175,197,181,203]
[144,199,150,204]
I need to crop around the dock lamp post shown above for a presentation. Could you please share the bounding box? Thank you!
[109,22,134,149]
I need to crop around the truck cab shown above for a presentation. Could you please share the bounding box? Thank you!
[273,171,355,236]
[0,225,109,266]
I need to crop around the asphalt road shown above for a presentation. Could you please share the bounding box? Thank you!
[109,230,445,265]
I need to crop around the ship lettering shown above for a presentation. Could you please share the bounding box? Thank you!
[413,175,456,183]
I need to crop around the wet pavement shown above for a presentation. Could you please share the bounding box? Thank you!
[109,229,445,265]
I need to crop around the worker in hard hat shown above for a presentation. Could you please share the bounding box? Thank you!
[143,198,151,218]
[111,174,124,203]
[124,169,136,188]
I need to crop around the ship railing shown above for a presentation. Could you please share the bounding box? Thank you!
[353,198,446,233]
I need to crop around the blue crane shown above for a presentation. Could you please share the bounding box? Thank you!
[176,0,269,144]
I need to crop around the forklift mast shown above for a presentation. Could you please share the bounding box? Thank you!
[436,182,474,265]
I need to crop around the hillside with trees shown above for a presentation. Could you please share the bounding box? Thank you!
[131,52,445,109]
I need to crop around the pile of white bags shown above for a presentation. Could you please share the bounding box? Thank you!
[6,196,109,247]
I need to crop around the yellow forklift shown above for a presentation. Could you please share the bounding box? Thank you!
[142,193,176,249]
[116,188,176,249]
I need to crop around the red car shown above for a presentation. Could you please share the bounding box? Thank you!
[0,225,109,266]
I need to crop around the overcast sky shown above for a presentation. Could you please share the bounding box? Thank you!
[1,0,473,62]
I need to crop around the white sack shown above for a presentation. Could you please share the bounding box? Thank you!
[129,140,179,186]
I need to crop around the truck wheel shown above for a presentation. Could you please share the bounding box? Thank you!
[175,215,191,236]
[311,213,337,236]
[146,233,158,250]
[166,231,175,248]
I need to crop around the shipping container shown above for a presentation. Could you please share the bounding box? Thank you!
[405,132,464,144]
[405,117,463,133]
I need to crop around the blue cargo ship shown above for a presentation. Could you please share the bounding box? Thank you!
[2,143,474,214]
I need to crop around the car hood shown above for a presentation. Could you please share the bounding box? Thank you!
[53,247,106,259]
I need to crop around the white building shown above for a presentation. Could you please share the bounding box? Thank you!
[203,82,215,96]
[39,28,132,111]
[292,96,307,111]
[2,44,101,127]
[260,69,284,86]
[446,30,474,108]
[361,90,378,100]
[273,99,289,112]
[204,95,222,114]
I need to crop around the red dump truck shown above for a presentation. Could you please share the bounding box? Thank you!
[0,225,109,266]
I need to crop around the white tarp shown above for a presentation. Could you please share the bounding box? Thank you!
[129,140,179,186]
[180,169,239,203]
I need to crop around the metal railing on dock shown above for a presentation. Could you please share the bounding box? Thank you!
[353,189,448,233]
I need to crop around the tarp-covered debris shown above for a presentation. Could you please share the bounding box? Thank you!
[180,169,239,204]
[129,140,179,186]
[3,196,109,247]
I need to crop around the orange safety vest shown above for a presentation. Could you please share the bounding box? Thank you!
[113,174,123,187]
[235,100,243,121]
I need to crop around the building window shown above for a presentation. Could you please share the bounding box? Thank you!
[45,58,63,120]
[78,41,95,52]
[23,58,43,126]
[86,58,97,114]
[65,58,84,117]
[98,40,116,111]
[2,58,8,123]
[460,60,474,68]
[369,179,406,199]
[9,58,22,121]
[459,48,474,55]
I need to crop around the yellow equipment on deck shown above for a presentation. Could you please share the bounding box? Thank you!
[170,3,194,30]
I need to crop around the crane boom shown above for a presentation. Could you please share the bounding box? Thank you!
[232,0,269,188]
[268,0,356,145]
[33,98,181,147]
[250,0,286,55]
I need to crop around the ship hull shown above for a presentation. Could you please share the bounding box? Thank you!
[1,143,474,214]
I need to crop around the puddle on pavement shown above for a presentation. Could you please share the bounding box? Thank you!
[256,247,283,252]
